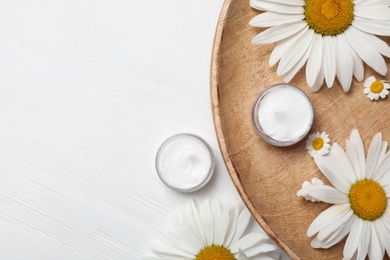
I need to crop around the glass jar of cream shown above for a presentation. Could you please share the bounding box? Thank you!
[155,133,215,192]
[252,84,314,146]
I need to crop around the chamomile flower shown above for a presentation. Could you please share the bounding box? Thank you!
[363,75,390,100]
[306,132,331,156]
[249,0,390,92]
[297,130,390,259]
[299,178,325,202]
[145,199,280,260]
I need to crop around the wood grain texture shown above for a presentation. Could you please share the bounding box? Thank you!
[211,0,390,259]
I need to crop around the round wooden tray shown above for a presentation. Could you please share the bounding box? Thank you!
[210,0,390,259]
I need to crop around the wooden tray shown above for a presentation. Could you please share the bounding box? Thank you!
[210,0,390,259]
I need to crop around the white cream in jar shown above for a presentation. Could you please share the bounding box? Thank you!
[252,84,314,146]
[155,134,215,192]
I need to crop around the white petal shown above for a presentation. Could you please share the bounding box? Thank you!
[335,34,354,92]
[352,18,390,36]
[297,184,348,204]
[356,222,370,260]
[199,200,214,246]
[259,0,305,5]
[306,34,323,87]
[313,151,351,193]
[313,215,355,249]
[223,201,240,247]
[250,0,304,14]
[230,208,252,245]
[373,149,390,182]
[343,218,364,259]
[252,22,307,44]
[282,37,312,82]
[310,64,325,92]
[316,210,353,241]
[230,233,272,254]
[375,218,390,256]
[365,132,383,179]
[182,200,207,247]
[269,27,307,66]
[243,243,277,257]
[214,201,230,246]
[368,223,385,260]
[345,26,388,76]
[352,49,364,82]
[332,143,358,184]
[277,28,314,75]
[250,13,304,27]
[323,36,337,88]
[354,30,390,58]
[307,204,351,237]
[355,7,390,20]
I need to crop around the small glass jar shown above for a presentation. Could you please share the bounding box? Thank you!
[252,84,314,146]
[155,133,215,193]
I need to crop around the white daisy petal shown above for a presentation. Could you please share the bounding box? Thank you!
[375,218,390,255]
[316,209,353,241]
[277,29,314,75]
[323,36,337,88]
[306,33,323,87]
[331,143,357,184]
[250,0,304,14]
[242,243,278,257]
[252,22,307,44]
[354,7,390,20]
[366,132,383,179]
[368,223,385,260]
[352,49,364,82]
[310,64,325,92]
[199,200,214,245]
[307,204,351,237]
[346,139,365,180]
[356,222,370,260]
[268,27,307,66]
[314,215,355,249]
[313,152,351,193]
[214,201,231,246]
[182,200,206,247]
[282,38,312,82]
[353,29,390,58]
[345,26,387,76]
[352,18,390,36]
[250,13,304,27]
[223,201,240,247]
[230,208,252,245]
[335,34,354,92]
[230,233,272,254]
[343,218,364,259]
[297,184,348,204]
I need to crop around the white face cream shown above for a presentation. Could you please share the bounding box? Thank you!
[155,134,215,192]
[252,84,314,146]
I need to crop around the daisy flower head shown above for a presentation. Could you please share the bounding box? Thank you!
[306,131,331,156]
[297,129,390,259]
[145,199,280,260]
[249,0,390,92]
[363,75,390,100]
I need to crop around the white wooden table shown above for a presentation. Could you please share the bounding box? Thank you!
[0,0,289,259]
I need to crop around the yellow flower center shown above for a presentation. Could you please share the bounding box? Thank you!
[312,137,324,151]
[196,245,235,260]
[304,0,354,35]
[370,81,384,94]
[349,179,387,221]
